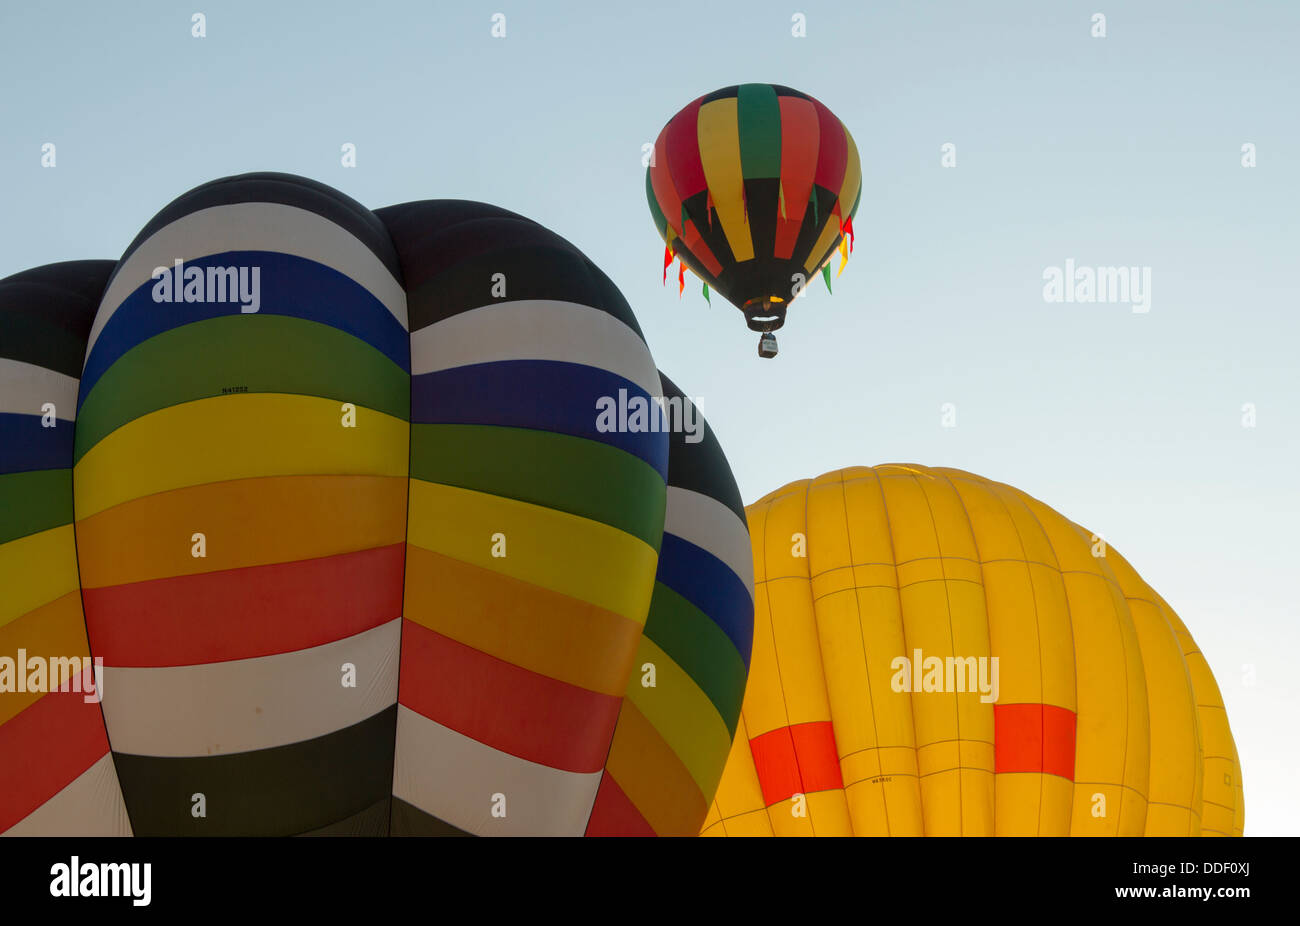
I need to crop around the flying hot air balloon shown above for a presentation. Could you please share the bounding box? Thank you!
[646,83,862,358]
[703,465,1244,836]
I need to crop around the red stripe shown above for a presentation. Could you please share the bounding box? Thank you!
[811,100,848,192]
[774,97,819,259]
[994,703,1077,780]
[83,544,404,667]
[398,620,621,774]
[584,771,656,837]
[652,116,724,278]
[665,97,708,199]
[749,720,843,806]
[0,669,110,831]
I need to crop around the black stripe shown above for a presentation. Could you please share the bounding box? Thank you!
[375,200,645,339]
[298,796,392,836]
[112,705,398,836]
[659,372,747,524]
[700,85,740,104]
[390,797,473,836]
[115,172,401,281]
[0,261,112,375]
[743,178,781,265]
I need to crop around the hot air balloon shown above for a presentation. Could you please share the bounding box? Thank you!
[587,373,753,835]
[646,83,862,358]
[703,465,1244,836]
[0,262,131,835]
[378,199,671,835]
[2,173,752,836]
[73,173,412,835]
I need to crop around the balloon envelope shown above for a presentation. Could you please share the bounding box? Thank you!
[704,465,1243,836]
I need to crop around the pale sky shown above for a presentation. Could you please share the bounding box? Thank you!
[2,0,1295,834]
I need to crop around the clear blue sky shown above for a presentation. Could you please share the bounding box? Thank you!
[2,0,1295,834]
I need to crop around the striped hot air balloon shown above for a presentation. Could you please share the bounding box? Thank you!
[646,83,861,356]
[377,200,673,835]
[588,373,753,835]
[72,174,411,835]
[0,262,131,835]
[1,176,755,837]
[704,465,1244,836]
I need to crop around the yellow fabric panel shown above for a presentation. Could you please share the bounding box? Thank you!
[701,713,772,835]
[74,474,407,588]
[625,636,732,794]
[74,394,409,519]
[704,465,1243,838]
[1152,590,1243,836]
[696,97,753,261]
[0,525,80,629]
[405,479,656,625]
[1110,561,1202,835]
[402,545,640,697]
[747,486,827,732]
[1017,493,1151,835]
[767,789,852,836]
[0,591,89,725]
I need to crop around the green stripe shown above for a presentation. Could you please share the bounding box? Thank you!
[0,469,72,544]
[411,423,666,551]
[737,83,782,180]
[643,581,747,735]
[75,315,410,462]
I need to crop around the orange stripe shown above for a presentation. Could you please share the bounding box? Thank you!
[602,699,706,835]
[74,474,407,588]
[750,720,843,806]
[0,591,90,725]
[994,703,1077,780]
[402,545,641,697]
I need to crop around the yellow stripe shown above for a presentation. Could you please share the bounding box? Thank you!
[625,637,731,795]
[73,394,409,519]
[801,127,861,275]
[838,125,862,221]
[0,525,80,629]
[405,479,657,625]
[696,98,754,261]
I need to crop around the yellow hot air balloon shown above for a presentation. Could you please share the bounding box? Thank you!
[702,465,1244,836]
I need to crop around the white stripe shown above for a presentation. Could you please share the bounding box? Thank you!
[392,705,601,836]
[87,202,407,356]
[0,359,78,420]
[665,486,755,600]
[410,300,660,398]
[3,753,132,836]
[99,618,400,757]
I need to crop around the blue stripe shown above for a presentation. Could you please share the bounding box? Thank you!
[411,360,669,480]
[656,532,753,666]
[0,413,73,474]
[79,250,409,408]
